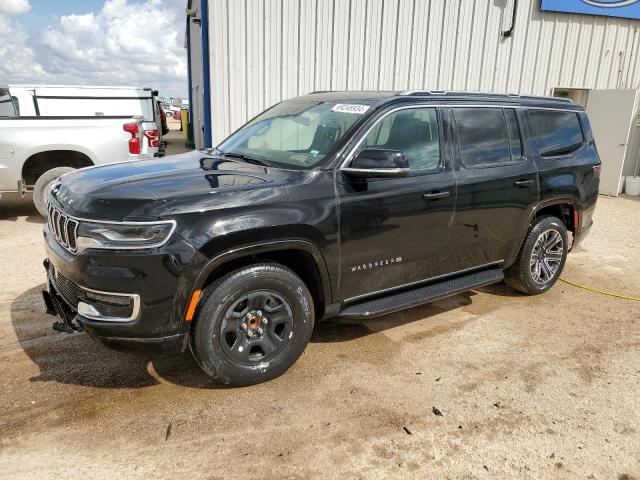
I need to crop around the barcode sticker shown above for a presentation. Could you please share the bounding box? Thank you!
[331,104,370,114]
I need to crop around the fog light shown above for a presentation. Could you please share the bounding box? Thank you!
[78,290,140,322]
[85,290,132,306]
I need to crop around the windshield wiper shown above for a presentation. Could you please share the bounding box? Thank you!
[219,151,273,167]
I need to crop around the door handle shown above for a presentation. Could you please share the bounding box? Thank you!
[514,179,534,187]
[423,191,450,200]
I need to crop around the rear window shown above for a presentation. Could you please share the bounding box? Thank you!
[529,110,584,157]
[454,108,522,168]
[0,90,18,118]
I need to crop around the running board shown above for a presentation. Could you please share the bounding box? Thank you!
[337,267,504,319]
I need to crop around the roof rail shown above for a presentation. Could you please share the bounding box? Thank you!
[519,94,574,104]
[398,90,449,96]
[398,90,520,99]
[397,90,575,104]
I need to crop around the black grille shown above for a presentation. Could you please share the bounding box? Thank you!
[49,267,81,309]
[47,203,79,253]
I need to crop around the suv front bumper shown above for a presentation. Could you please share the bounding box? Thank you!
[43,223,208,355]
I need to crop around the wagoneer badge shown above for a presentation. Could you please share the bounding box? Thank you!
[351,257,403,272]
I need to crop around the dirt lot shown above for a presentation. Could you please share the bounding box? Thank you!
[1,177,639,478]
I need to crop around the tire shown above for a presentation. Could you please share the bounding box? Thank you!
[191,263,315,386]
[504,215,568,295]
[33,167,75,216]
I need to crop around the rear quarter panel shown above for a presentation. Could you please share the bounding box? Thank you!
[529,110,600,234]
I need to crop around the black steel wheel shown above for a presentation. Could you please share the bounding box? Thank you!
[219,290,294,365]
[191,263,314,386]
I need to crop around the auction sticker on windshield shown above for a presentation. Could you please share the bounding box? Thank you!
[331,104,370,114]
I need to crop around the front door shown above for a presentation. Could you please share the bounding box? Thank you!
[337,106,456,300]
[450,107,539,271]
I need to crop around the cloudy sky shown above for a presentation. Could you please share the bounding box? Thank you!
[0,0,187,97]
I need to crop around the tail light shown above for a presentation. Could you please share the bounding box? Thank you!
[144,129,160,148]
[123,122,141,155]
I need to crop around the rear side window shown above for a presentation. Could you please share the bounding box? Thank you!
[0,90,18,118]
[454,108,522,168]
[529,110,584,157]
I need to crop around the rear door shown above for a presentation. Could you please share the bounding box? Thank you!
[337,106,456,300]
[450,106,538,272]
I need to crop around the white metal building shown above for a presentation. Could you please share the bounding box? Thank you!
[186,0,640,196]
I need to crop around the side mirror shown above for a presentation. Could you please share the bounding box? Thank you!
[341,149,410,179]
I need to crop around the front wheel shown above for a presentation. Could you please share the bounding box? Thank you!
[191,263,315,386]
[505,215,568,295]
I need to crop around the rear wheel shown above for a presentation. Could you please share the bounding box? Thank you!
[191,263,315,386]
[504,215,568,295]
[32,167,74,216]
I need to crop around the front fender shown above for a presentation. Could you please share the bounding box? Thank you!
[190,237,333,308]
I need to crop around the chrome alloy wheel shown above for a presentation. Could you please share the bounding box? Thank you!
[530,229,564,285]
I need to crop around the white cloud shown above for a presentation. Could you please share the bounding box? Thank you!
[0,0,30,15]
[1,0,187,97]
[0,3,46,83]
[59,13,99,34]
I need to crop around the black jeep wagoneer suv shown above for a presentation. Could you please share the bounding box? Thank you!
[43,91,600,385]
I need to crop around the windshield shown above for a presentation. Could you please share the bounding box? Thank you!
[217,98,373,169]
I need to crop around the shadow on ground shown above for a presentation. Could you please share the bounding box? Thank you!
[0,194,43,223]
[11,283,492,391]
[11,285,223,390]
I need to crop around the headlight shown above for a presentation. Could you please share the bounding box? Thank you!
[76,220,176,251]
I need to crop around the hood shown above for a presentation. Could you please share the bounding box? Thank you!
[50,150,302,221]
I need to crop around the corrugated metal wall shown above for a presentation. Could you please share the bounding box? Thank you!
[206,0,640,144]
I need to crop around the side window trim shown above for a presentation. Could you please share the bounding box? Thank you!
[503,108,524,162]
[341,104,445,177]
[12,96,20,117]
[578,112,594,145]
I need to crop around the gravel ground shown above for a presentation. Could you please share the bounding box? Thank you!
[0,182,639,479]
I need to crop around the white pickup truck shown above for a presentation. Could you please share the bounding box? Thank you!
[0,85,162,215]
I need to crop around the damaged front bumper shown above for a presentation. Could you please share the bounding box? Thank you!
[42,257,189,355]
[43,258,142,333]
[42,259,83,333]
[41,218,209,355]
